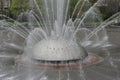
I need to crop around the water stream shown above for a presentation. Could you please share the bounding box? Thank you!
[0,0,120,80]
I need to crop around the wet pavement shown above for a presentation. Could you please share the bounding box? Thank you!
[107,27,120,45]
[0,27,120,80]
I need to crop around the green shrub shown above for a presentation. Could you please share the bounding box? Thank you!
[10,0,29,17]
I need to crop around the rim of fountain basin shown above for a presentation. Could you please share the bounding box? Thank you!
[32,53,103,68]
[16,53,103,69]
[16,39,104,69]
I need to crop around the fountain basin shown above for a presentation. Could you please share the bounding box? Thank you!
[17,53,103,69]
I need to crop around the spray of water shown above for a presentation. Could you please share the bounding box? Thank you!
[0,0,120,80]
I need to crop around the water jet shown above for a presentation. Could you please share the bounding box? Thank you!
[0,0,120,80]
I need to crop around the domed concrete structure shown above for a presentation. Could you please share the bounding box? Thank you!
[33,39,88,61]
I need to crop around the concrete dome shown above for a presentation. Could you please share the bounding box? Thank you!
[33,39,88,61]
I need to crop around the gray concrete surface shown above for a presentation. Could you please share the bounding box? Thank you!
[106,27,120,45]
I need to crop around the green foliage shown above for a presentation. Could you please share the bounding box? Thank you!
[10,0,29,16]
[33,0,45,14]
[89,0,97,4]
[69,0,79,16]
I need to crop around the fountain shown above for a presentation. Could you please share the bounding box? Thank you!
[0,0,120,80]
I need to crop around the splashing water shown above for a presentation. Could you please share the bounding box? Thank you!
[0,0,120,80]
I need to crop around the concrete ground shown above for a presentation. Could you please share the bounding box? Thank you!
[0,27,120,80]
[106,27,120,45]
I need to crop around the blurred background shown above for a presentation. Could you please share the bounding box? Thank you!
[0,0,120,45]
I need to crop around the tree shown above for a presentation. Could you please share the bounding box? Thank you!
[89,0,97,4]
[69,0,79,17]
[0,0,4,14]
[10,0,29,18]
[98,0,120,19]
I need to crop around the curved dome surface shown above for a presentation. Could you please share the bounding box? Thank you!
[33,39,88,61]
